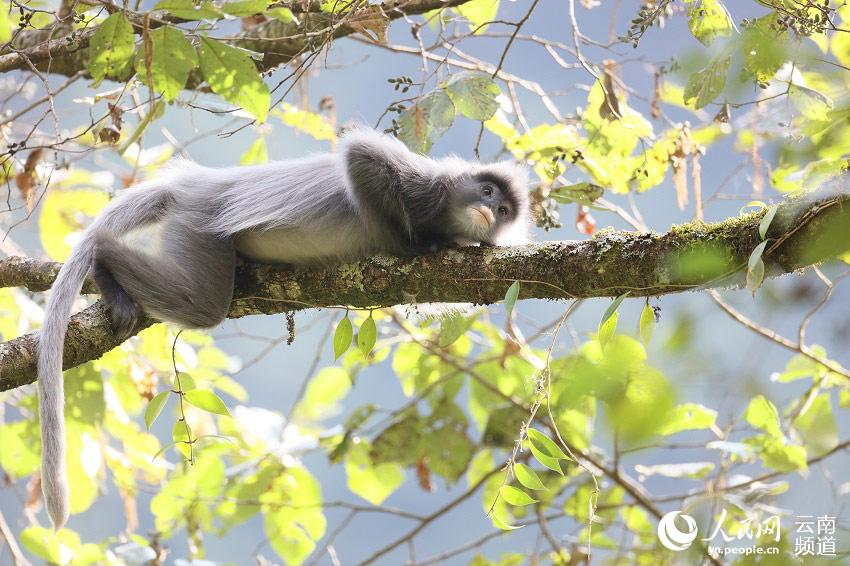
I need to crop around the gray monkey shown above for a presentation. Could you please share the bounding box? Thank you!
[38,128,530,528]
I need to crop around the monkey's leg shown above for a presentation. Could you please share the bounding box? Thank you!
[93,220,235,338]
[92,258,141,340]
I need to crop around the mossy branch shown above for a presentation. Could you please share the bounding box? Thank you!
[0,188,848,391]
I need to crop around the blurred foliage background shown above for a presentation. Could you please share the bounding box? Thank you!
[1,0,850,564]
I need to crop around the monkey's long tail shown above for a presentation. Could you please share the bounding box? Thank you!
[38,183,173,529]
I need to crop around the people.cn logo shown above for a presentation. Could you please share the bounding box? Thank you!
[657,511,699,551]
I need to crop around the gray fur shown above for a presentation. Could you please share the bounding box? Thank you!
[38,128,529,528]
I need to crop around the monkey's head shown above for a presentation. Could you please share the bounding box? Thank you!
[445,162,530,246]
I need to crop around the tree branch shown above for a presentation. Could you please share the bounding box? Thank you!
[1,188,848,391]
[0,0,471,76]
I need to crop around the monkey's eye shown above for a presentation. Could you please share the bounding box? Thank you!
[498,206,509,217]
[482,185,493,197]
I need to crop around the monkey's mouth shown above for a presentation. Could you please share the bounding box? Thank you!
[468,206,495,230]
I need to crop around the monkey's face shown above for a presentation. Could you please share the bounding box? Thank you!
[450,169,529,245]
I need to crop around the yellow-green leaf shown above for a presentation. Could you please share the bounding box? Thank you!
[134,26,198,102]
[88,13,135,84]
[514,463,546,490]
[500,485,537,506]
[145,391,170,430]
[334,316,353,360]
[199,36,270,122]
[358,314,377,356]
[183,389,230,416]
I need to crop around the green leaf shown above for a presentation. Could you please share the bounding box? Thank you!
[658,403,717,435]
[514,463,546,490]
[600,292,629,326]
[598,310,618,348]
[172,420,192,459]
[334,315,354,360]
[549,182,604,206]
[747,240,768,293]
[744,394,781,437]
[527,428,569,460]
[88,13,135,85]
[683,55,730,109]
[759,204,778,240]
[686,0,732,46]
[358,314,377,356]
[345,442,404,505]
[134,25,198,102]
[792,394,838,458]
[145,391,170,430]
[240,137,268,165]
[504,281,520,318]
[639,302,656,346]
[267,7,296,23]
[0,2,12,43]
[174,372,196,392]
[154,0,223,20]
[500,485,537,506]
[199,36,270,122]
[184,389,230,416]
[295,367,351,420]
[441,71,501,121]
[397,90,456,154]
[528,441,563,475]
[492,514,525,530]
[222,0,267,16]
[439,314,473,347]
[0,422,40,477]
[455,0,500,34]
[20,526,65,564]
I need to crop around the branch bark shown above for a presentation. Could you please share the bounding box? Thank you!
[0,189,848,391]
[0,0,471,76]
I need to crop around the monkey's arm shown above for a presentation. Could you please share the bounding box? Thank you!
[341,129,448,237]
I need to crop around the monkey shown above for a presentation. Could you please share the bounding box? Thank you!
[37,127,530,528]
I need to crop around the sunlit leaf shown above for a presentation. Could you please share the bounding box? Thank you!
[397,90,456,154]
[88,13,135,84]
[199,36,270,122]
[441,71,501,121]
[500,485,537,506]
[639,302,656,346]
[334,315,354,360]
[514,463,546,490]
[358,313,377,356]
[683,55,730,109]
[134,26,198,102]
[144,391,170,430]
[504,281,520,318]
[184,389,230,416]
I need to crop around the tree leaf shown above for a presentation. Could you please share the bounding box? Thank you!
[527,428,569,460]
[600,292,629,326]
[144,391,170,430]
[358,314,377,356]
[747,240,768,293]
[514,463,546,490]
[88,13,135,85]
[334,315,354,360]
[441,71,501,121]
[598,310,618,347]
[686,0,732,46]
[500,485,537,506]
[439,314,472,348]
[744,394,781,438]
[184,389,231,416]
[222,0,267,16]
[639,302,656,346]
[759,204,778,240]
[504,280,520,318]
[683,55,730,109]
[154,0,223,20]
[135,26,198,102]
[199,36,270,122]
[397,90,456,154]
[172,420,192,459]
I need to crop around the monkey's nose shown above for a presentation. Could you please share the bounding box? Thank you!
[469,205,494,228]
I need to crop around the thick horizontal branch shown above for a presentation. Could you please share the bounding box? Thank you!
[0,0,470,76]
[1,188,849,391]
